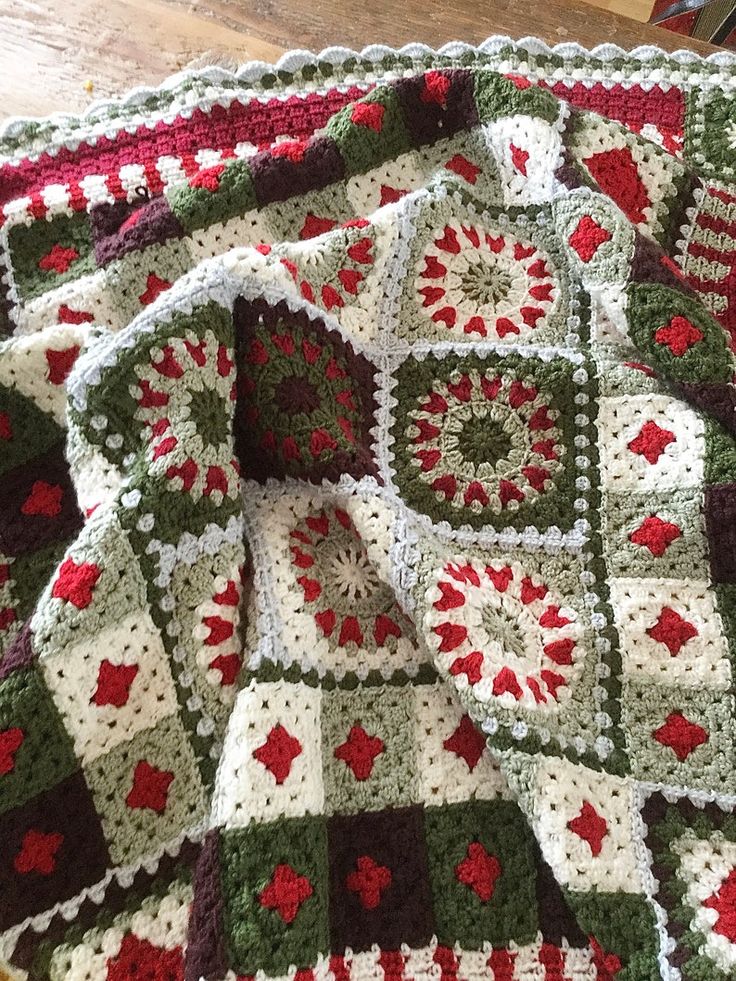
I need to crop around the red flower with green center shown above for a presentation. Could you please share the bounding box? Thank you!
[415,221,558,340]
[425,557,584,709]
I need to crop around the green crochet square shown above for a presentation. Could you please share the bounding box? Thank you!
[321,684,419,816]
[602,489,708,579]
[0,387,63,476]
[219,815,329,976]
[169,160,258,234]
[624,680,736,793]
[83,713,205,865]
[325,87,410,177]
[686,88,736,180]
[0,666,77,815]
[473,72,560,125]
[424,799,539,947]
[8,213,95,301]
[571,890,660,981]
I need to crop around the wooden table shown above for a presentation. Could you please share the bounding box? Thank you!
[1,0,720,120]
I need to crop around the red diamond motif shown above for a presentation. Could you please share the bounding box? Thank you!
[567,800,609,857]
[346,855,392,909]
[259,863,313,923]
[52,558,101,609]
[125,760,174,812]
[646,607,698,656]
[568,216,612,262]
[703,867,736,943]
[455,842,501,902]
[653,711,708,761]
[584,147,651,225]
[628,420,676,464]
[14,829,64,875]
[443,714,486,771]
[38,244,79,274]
[334,724,384,781]
[0,727,24,775]
[655,316,704,357]
[138,273,172,306]
[350,102,385,132]
[253,724,302,784]
[21,481,63,518]
[629,516,682,557]
[91,660,139,707]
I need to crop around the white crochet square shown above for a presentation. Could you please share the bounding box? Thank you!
[412,682,509,806]
[528,757,642,893]
[212,679,324,828]
[674,834,736,974]
[41,610,178,764]
[597,393,704,492]
[483,115,563,206]
[610,577,731,688]
[345,151,424,216]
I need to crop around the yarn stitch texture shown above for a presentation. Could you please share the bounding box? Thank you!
[3,37,736,981]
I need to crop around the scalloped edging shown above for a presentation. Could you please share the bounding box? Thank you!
[2,34,736,164]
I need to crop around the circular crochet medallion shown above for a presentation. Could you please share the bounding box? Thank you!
[423,558,584,711]
[133,328,240,505]
[390,352,580,532]
[413,221,558,341]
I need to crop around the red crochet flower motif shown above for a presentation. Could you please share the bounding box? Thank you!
[568,216,611,263]
[0,727,24,775]
[334,724,384,780]
[259,864,313,923]
[646,608,698,656]
[14,829,64,875]
[443,714,486,771]
[52,558,101,609]
[455,842,501,902]
[346,855,392,909]
[106,933,184,981]
[125,761,174,812]
[567,801,609,857]
[253,724,302,784]
[653,711,708,761]
[628,421,676,464]
[92,660,139,707]
[21,481,63,518]
[629,515,681,557]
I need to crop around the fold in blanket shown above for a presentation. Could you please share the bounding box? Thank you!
[2,44,736,981]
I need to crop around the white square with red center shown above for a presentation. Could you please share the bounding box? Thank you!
[597,393,704,492]
[41,610,179,764]
[526,757,642,893]
[412,682,510,807]
[483,115,564,206]
[212,680,323,828]
[609,577,731,688]
[674,834,736,974]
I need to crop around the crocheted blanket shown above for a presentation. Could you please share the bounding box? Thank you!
[3,36,736,981]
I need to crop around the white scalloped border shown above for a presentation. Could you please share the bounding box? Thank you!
[2,34,736,149]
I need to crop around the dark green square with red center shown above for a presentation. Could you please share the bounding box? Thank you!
[423,799,539,948]
[642,792,736,981]
[0,665,77,816]
[8,212,95,301]
[219,815,329,976]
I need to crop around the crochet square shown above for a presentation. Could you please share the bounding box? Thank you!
[524,757,642,894]
[395,195,574,347]
[424,799,539,947]
[84,713,206,865]
[0,446,82,557]
[0,771,110,930]
[212,680,323,828]
[0,665,77,815]
[259,183,353,242]
[0,385,64,476]
[104,239,195,328]
[624,681,735,792]
[7,213,95,302]
[219,815,329,975]
[389,350,589,533]
[602,490,708,580]
[686,89,736,181]
[597,393,704,493]
[326,805,434,952]
[412,681,509,807]
[324,87,410,176]
[643,793,736,979]
[40,610,179,765]
[233,299,379,485]
[483,115,564,208]
[246,489,423,681]
[321,684,419,815]
[609,577,731,688]
[344,150,425,216]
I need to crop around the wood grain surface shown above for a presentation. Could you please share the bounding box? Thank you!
[0,0,720,121]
